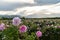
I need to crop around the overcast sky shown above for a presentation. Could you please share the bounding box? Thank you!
[0,0,60,18]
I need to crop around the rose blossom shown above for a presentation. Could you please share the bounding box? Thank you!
[0,23,5,31]
[19,25,27,33]
[36,31,42,37]
[12,17,21,26]
[57,26,60,28]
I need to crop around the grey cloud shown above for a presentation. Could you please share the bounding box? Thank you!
[34,0,60,5]
[0,0,60,18]
[0,0,60,11]
[26,13,47,18]
[26,13,60,18]
[0,2,35,11]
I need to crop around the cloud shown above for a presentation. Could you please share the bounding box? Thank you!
[0,0,60,18]
[14,5,53,15]
[1,0,35,3]
[34,0,60,5]
[26,13,60,18]
[47,6,60,13]
[0,2,60,18]
[0,0,59,11]
[14,3,60,15]
[0,11,15,15]
[0,0,35,11]
[0,2,36,11]
[15,3,60,17]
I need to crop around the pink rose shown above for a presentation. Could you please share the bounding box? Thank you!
[12,17,21,26]
[0,23,5,31]
[36,31,42,37]
[19,25,27,33]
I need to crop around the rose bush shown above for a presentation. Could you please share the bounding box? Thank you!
[0,17,60,40]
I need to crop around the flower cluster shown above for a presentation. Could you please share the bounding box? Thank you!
[0,23,5,31]
[12,17,42,38]
[0,17,60,40]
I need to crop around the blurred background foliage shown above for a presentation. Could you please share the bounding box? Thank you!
[0,17,60,40]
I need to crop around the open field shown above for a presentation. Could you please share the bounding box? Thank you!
[0,18,60,40]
